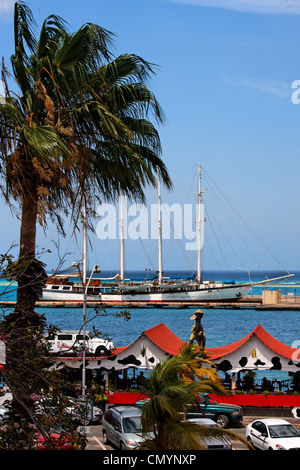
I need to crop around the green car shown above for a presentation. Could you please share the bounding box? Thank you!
[186,393,243,428]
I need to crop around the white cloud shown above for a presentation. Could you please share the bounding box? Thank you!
[0,0,15,13]
[226,76,291,99]
[168,0,300,15]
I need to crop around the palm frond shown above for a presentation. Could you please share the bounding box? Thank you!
[14,1,37,55]
[0,2,171,233]
[36,15,68,60]
[22,125,70,162]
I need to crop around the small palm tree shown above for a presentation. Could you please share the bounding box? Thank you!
[139,344,250,450]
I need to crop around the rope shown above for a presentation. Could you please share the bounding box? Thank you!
[202,167,289,273]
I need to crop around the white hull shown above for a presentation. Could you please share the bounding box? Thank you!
[41,283,251,303]
[100,284,251,303]
[42,289,100,302]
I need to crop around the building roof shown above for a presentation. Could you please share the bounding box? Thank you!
[111,323,186,357]
[205,324,298,360]
[111,323,297,361]
[142,323,186,356]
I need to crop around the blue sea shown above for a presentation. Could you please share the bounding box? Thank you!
[1,270,299,383]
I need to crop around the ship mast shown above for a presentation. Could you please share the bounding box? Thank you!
[157,171,162,284]
[197,163,202,283]
[119,190,125,282]
[82,195,87,285]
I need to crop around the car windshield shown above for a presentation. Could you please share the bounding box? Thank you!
[122,417,142,433]
[268,424,300,439]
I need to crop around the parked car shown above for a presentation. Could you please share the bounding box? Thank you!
[45,330,114,356]
[67,397,103,425]
[187,418,232,450]
[35,396,103,425]
[186,393,243,428]
[36,425,74,450]
[0,406,8,422]
[102,406,153,450]
[246,418,300,450]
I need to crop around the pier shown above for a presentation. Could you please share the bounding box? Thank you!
[1,292,300,309]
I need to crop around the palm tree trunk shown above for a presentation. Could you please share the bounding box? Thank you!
[1,178,48,447]
[6,174,48,339]
[16,187,48,311]
[19,186,37,258]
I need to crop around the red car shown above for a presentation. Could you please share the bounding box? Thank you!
[36,429,74,450]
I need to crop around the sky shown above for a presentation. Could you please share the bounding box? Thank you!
[1,0,300,275]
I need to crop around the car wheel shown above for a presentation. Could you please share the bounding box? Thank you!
[95,346,109,356]
[247,436,256,449]
[120,441,126,450]
[103,430,109,445]
[216,414,230,428]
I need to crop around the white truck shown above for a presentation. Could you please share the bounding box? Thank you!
[46,330,114,356]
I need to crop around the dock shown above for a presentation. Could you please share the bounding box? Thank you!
[1,294,300,309]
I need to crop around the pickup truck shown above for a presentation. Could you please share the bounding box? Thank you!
[186,393,243,428]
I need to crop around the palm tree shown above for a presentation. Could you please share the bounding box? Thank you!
[0,5,76,435]
[139,344,250,450]
[0,1,171,444]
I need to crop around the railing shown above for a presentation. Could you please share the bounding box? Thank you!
[223,378,296,394]
[254,378,292,393]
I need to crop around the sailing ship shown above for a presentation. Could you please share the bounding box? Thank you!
[42,164,293,304]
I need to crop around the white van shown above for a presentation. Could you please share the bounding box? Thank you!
[46,330,114,356]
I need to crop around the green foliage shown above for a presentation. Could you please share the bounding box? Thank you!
[243,370,257,391]
[138,344,249,450]
[1,1,172,228]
